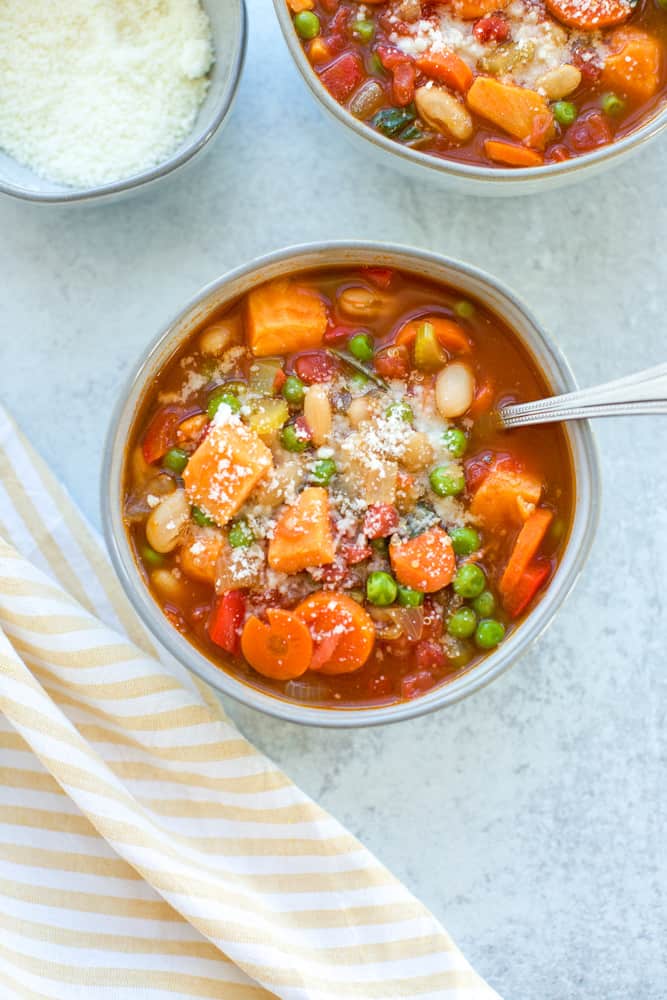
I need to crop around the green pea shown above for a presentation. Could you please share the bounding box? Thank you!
[191,505,216,528]
[386,400,414,423]
[453,562,486,599]
[349,370,370,392]
[372,107,415,137]
[142,544,165,568]
[449,526,480,556]
[352,18,375,42]
[163,447,188,474]
[294,10,320,39]
[311,457,337,486]
[397,585,424,607]
[447,607,477,639]
[553,101,577,126]
[370,537,389,556]
[366,571,398,607]
[472,590,495,618]
[429,466,465,497]
[348,332,374,362]
[475,619,506,650]
[280,423,309,453]
[228,519,254,549]
[454,300,475,319]
[282,374,305,406]
[601,92,625,117]
[207,389,241,420]
[442,427,467,458]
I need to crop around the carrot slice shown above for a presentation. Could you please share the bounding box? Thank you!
[601,27,662,101]
[241,609,312,680]
[500,508,553,601]
[415,52,473,93]
[389,527,455,593]
[395,316,471,353]
[467,78,554,148]
[467,377,495,417]
[545,0,632,30]
[484,140,544,168]
[295,592,375,675]
[503,560,551,618]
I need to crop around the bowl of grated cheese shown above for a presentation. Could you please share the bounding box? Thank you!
[0,0,246,203]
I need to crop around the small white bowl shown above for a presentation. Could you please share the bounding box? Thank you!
[272,0,667,196]
[0,0,247,204]
[103,242,601,728]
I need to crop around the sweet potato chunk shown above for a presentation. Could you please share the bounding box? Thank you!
[470,467,543,528]
[183,417,273,527]
[467,78,554,148]
[247,279,328,357]
[179,527,225,584]
[268,487,335,574]
[601,28,662,102]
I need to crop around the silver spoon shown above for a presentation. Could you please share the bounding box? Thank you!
[498,363,667,429]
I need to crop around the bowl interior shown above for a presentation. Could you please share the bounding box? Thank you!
[0,0,245,202]
[103,243,601,727]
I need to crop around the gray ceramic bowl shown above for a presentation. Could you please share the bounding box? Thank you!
[103,242,601,727]
[0,0,246,204]
[272,0,666,196]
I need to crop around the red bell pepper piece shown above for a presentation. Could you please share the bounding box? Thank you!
[208,591,246,655]
[362,267,394,289]
[141,405,186,464]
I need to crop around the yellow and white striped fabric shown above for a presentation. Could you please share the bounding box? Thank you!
[0,405,500,1000]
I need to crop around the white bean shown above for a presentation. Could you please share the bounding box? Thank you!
[415,86,473,142]
[145,489,190,553]
[348,395,372,428]
[338,286,382,319]
[304,384,332,446]
[199,318,240,356]
[435,363,475,419]
[535,64,582,100]
[151,569,186,602]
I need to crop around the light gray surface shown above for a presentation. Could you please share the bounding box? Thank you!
[0,2,665,997]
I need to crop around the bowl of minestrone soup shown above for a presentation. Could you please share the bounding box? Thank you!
[273,0,666,193]
[103,243,600,726]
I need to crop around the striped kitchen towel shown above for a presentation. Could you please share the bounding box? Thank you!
[0,404,500,1000]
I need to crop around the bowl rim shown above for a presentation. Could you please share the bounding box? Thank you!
[271,0,667,187]
[102,240,602,728]
[0,0,248,204]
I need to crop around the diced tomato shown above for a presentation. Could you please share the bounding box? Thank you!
[293,415,313,444]
[374,345,410,379]
[375,44,410,71]
[468,377,495,417]
[415,640,447,672]
[363,503,399,539]
[362,267,394,289]
[294,351,337,384]
[503,560,551,618]
[473,13,511,42]
[142,405,187,464]
[208,591,246,656]
[465,451,521,492]
[339,541,372,565]
[319,52,364,104]
[571,45,603,84]
[567,112,612,153]
[273,368,287,393]
[401,668,437,699]
[392,60,416,106]
[547,144,571,163]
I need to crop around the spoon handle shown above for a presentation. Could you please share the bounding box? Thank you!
[499,363,667,428]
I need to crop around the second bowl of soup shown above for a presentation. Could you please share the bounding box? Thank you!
[104,244,600,726]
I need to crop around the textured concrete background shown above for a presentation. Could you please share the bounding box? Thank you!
[1,2,665,996]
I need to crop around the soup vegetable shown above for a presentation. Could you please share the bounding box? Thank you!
[124,267,572,707]
[286,0,665,168]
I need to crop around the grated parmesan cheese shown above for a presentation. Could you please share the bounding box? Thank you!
[0,0,214,187]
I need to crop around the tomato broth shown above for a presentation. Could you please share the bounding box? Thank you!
[123,266,574,708]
